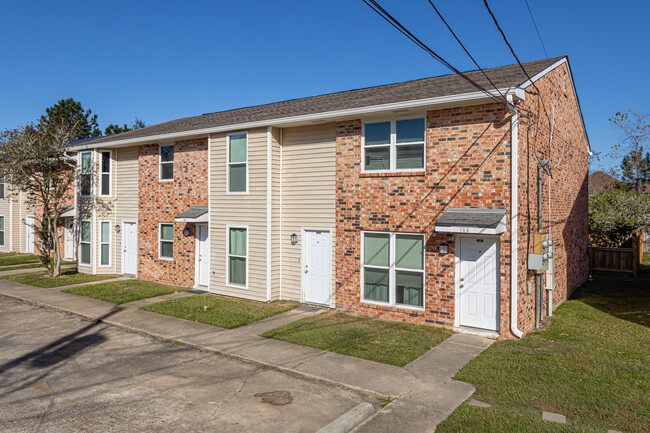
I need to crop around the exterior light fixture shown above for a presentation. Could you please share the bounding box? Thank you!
[439,244,448,255]
[183,228,191,236]
[21,218,25,224]
[290,233,298,245]
[114,224,121,233]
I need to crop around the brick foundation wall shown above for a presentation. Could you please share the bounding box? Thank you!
[335,105,515,332]
[515,62,590,334]
[138,138,208,287]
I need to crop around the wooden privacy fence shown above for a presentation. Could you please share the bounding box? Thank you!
[589,239,640,277]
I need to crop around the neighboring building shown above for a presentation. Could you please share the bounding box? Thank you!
[56,55,589,338]
[0,178,36,255]
[588,171,619,195]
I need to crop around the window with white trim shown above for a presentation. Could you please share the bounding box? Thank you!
[80,152,92,196]
[363,118,425,172]
[100,151,111,196]
[362,232,425,308]
[159,223,174,259]
[0,216,4,246]
[228,227,247,286]
[100,221,110,266]
[80,221,91,265]
[0,177,5,199]
[160,145,174,181]
[227,133,247,193]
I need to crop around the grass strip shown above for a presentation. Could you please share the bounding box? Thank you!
[3,269,117,288]
[262,310,452,367]
[63,279,188,304]
[141,293,299,329]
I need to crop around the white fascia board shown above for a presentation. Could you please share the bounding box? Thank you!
[175,214,208,223]
[70,88,520,151]
[435,216,507,235]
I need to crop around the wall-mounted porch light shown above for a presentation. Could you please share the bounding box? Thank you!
[114,224,121,233]
[290,233,298,245]
[183,228,191,236]
[439,244,448,255]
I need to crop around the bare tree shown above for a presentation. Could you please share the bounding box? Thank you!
[0,121,78,277]
[609,109,650,192]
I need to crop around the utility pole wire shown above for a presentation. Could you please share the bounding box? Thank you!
[523,0,549,58]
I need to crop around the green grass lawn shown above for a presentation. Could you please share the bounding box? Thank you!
[0,261,76,273]
[2,269,117,288]
[0,254,41,267]
[141,293,299,329]
[437,265,650,433]
[262,311,452,367]
[63,279,189,304]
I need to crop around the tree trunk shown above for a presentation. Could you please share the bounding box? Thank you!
[52,217,61,278]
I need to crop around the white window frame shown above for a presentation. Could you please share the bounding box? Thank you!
[0,177,5,200]
[99,150,112,197]
[226,224,248,288]
[158,222,174,261]
[0,215,4,247]
[159,145,174,182]
[80,220,91,265]
[226,132,249,195]
[361,116,426,174]
[99,220,111,267]
[79,151,93,197]
[360,231,426,311]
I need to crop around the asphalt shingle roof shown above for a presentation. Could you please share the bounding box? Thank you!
[85,56,564,146]
[175,206,208,219]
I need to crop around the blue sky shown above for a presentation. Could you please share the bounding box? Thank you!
[1,0,648,171]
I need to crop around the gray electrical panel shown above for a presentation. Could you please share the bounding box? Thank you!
[528,254,543,270]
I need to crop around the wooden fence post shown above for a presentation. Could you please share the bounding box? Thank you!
[633,235,639,277]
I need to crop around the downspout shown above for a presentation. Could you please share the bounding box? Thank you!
[9,185,13,252]
[508,94,523,338]
[266,127,272,302]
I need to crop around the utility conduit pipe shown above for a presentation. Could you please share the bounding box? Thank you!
[508,95,523,338]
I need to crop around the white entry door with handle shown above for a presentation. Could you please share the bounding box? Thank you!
[196,224,209,287]
[458,236,499,331]
[64,219,74,259]
[25,215,35,254]
[122,222,138,276]
[303,230,331,305]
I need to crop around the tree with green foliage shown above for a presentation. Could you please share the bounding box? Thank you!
[104,117,147,136]
[589,188,650,247]
[609,109,650,192]
[41,98,101,140]
[620,149,650,191]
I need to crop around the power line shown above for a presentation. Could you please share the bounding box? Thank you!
[362,0,513,108]
[425,0,507,103]
[523,0,549,58]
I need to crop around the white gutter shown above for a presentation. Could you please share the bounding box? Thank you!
[508,94,523,339]
[9,185,13,252]
[266,127,272,302]
[71,88,523,151]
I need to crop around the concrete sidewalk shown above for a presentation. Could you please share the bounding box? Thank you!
[0,263,76,277]
[0,278,493,431]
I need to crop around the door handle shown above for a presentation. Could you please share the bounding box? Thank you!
[460,284,464,288]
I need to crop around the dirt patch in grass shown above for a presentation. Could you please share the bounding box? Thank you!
[262,310,452,367]
[63,280,188,304]
[140,293,299,329]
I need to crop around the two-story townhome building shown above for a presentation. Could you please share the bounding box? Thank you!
[68,55,590,338]
[0,178,37,256]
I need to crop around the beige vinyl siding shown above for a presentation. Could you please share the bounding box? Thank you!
[280,123,337,303]
[270,127,282,300]
[209,128,268,301]
[17,192,33,254]
[114,146,139,275]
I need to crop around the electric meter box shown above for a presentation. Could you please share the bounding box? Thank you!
[528,254,544,271]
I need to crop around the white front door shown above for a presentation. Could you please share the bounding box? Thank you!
[122,222,137,276]
[64,220,74,259]
[196,224,209,287]
[25,215,35,254]
[458,236,499,331]
[304,230,331,305]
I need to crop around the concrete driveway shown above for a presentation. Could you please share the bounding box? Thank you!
[0,296,373,432]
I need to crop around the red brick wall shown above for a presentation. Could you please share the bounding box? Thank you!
[335,105,515,331]
[515,62,590,333]
[138,138,208,287]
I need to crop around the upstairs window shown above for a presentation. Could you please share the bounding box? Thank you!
[227,133,247,193]
[80,152,92,196]
[100,151,111,196]
[0,176,4,199]
[362,232,425,308]
[160,145,174,181]
[363,118,425,172]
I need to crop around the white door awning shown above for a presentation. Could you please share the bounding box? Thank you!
[434,209,507,235]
